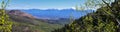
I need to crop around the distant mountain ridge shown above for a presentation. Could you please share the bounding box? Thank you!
[21,9,94,19]
[7,9,71,24]
[7,9,95,24]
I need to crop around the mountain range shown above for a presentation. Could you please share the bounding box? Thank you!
[21,8,94,19]
[10,9,94,24]
[19,9,94,24]
[6,8,95,32]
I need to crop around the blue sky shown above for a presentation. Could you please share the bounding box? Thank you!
[3,0,86,9]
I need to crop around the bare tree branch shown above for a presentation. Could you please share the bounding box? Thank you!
[102,0,112,10]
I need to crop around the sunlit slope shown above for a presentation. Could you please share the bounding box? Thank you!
[8,12,63,32]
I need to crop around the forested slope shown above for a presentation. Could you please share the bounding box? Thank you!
[52,1,120,32]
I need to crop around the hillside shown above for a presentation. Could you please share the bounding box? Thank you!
[7,10,63,32]
[52,1,120,32]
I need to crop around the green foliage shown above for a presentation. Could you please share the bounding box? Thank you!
[52,9,119,32]
[0,0,12,32]
[76,0,114,10]
[52,0,120,32]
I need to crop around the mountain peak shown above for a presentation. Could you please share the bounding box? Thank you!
[8,10,35,19]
